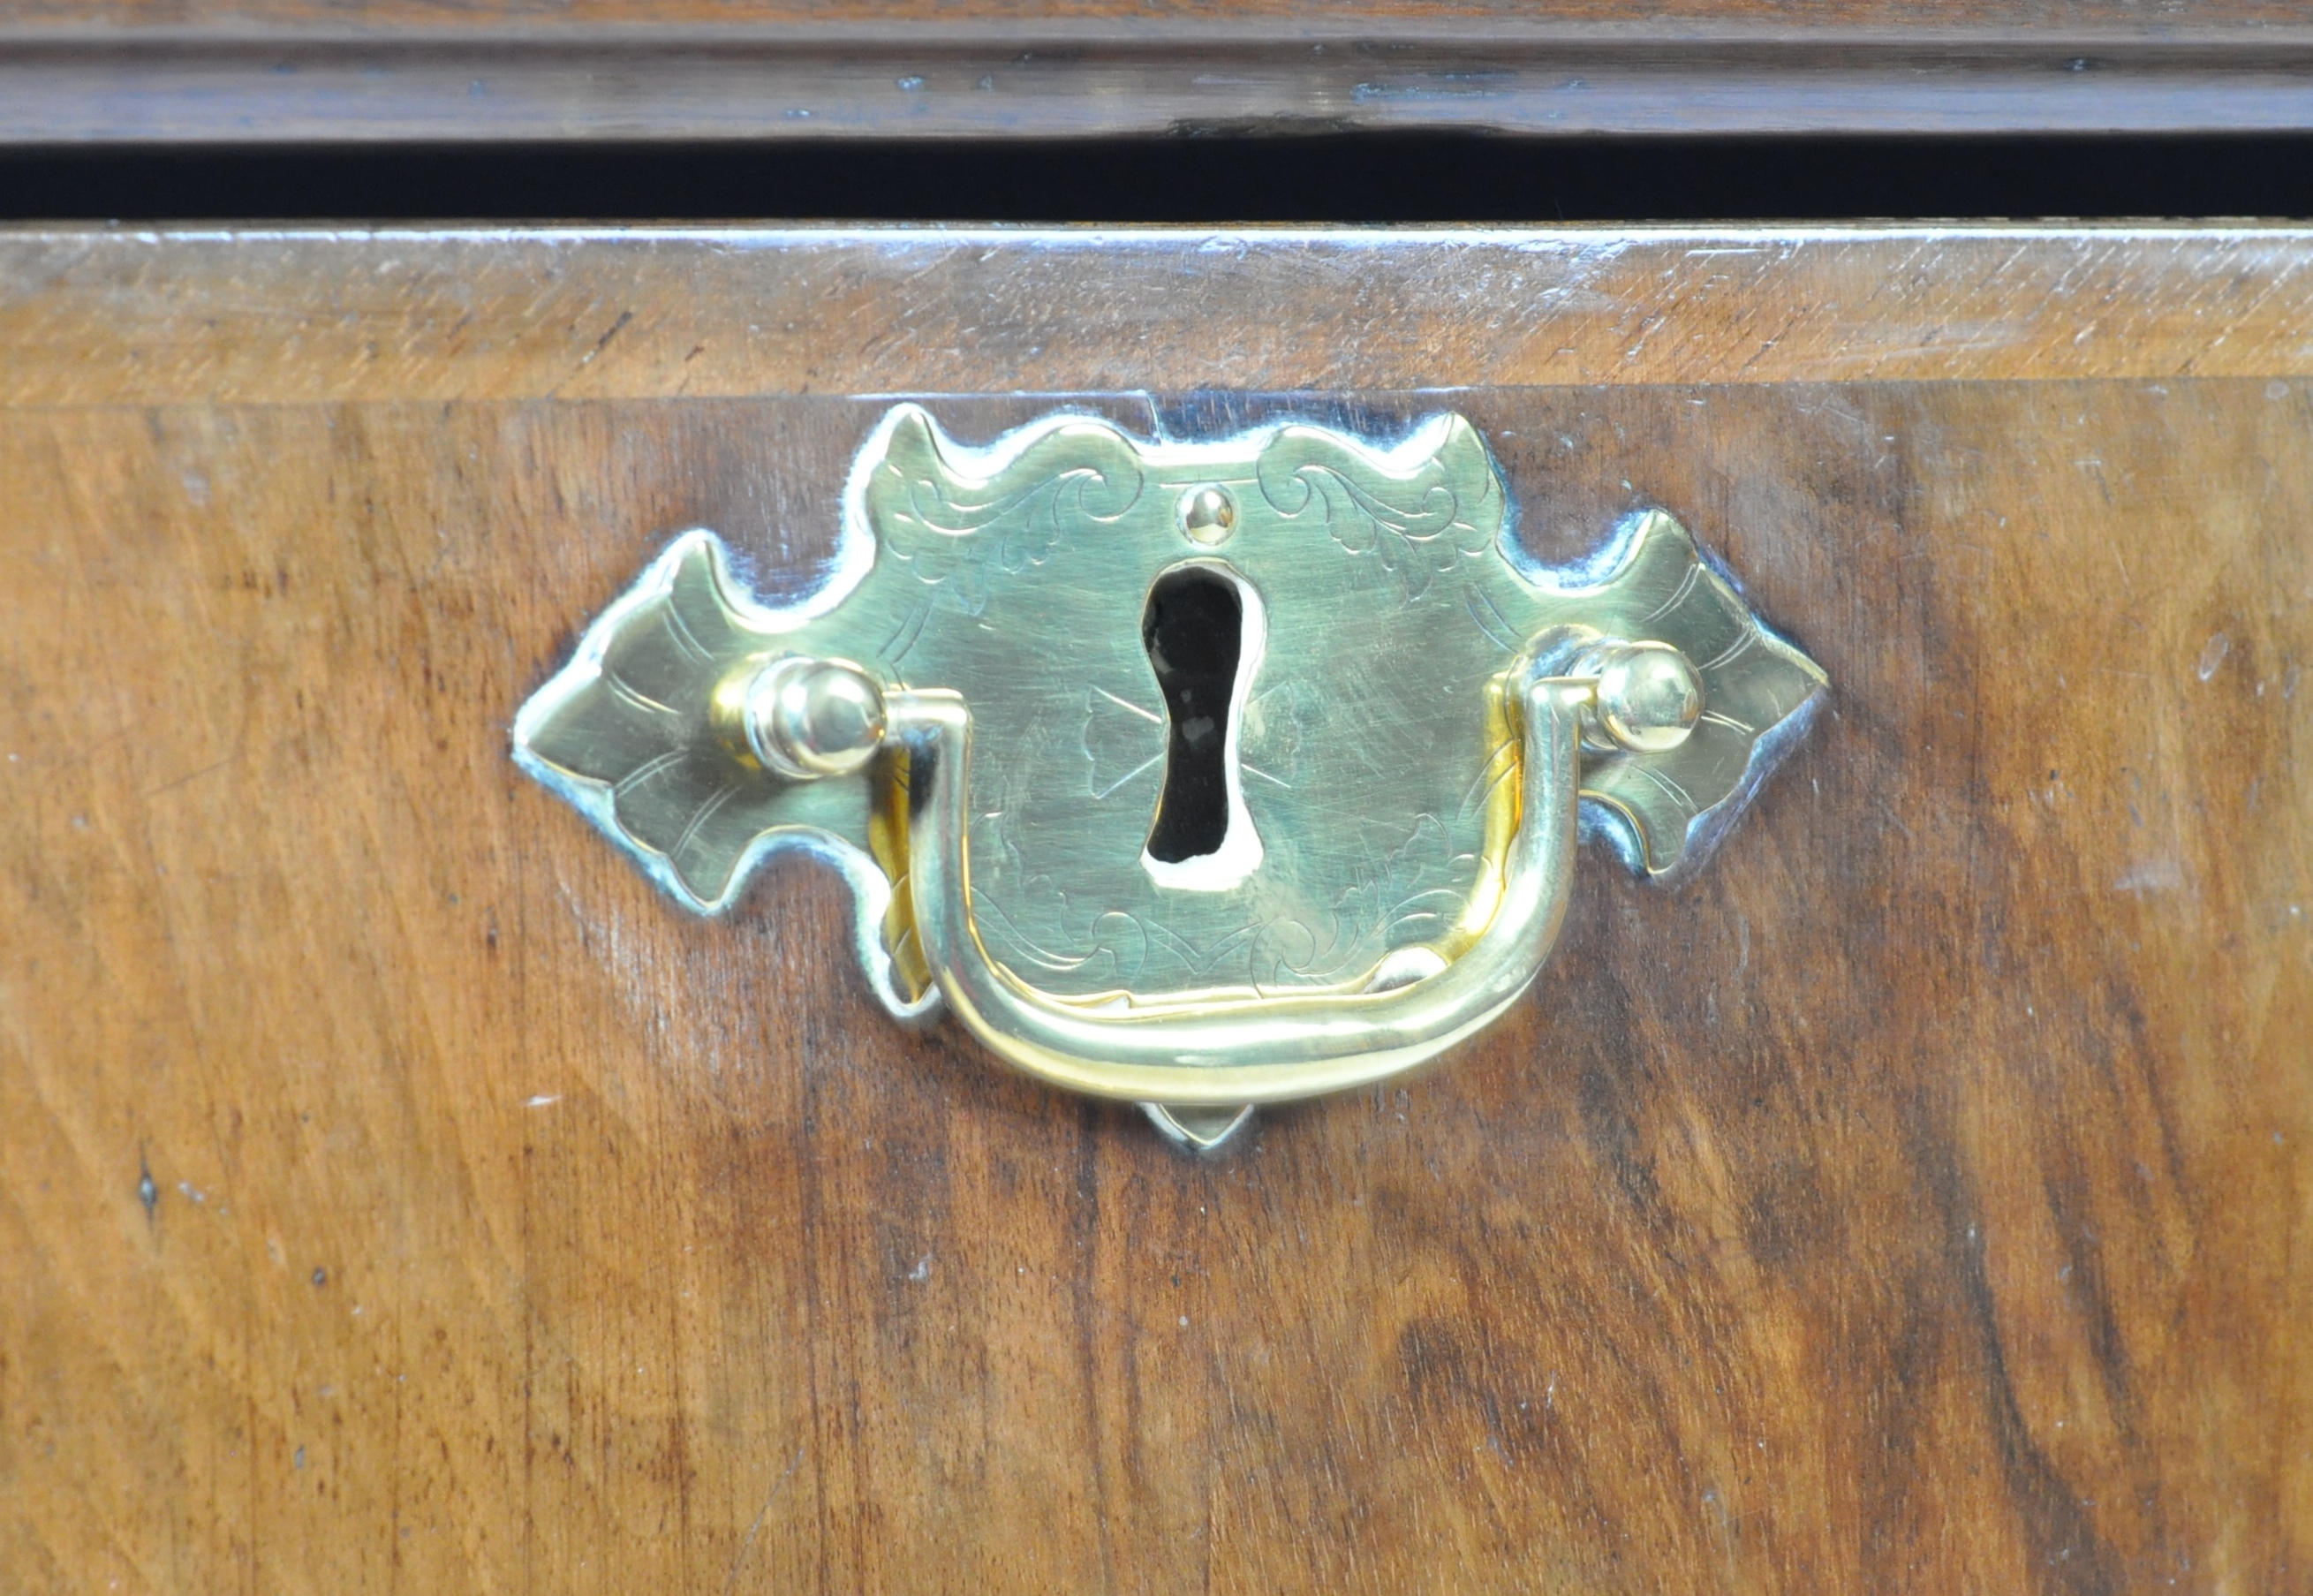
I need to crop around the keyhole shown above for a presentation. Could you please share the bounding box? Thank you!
[1142,566,1244,865]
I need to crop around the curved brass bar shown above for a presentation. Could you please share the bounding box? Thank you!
[889,669,1588,1106]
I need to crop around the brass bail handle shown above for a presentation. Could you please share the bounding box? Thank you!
[746,642,1705,1105]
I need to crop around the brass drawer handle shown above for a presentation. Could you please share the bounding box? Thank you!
[887,662,1619,1108]
[515,405,1825,1146]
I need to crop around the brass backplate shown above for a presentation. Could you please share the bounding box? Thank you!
[515,405,1824,1038]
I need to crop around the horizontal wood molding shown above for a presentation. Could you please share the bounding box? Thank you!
[6,21,2313,141]
[6,225,2313,407]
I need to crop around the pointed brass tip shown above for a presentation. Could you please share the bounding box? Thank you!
[1141,1103,1257,1154]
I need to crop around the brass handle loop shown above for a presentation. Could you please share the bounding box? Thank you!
[886,666,1591,1106]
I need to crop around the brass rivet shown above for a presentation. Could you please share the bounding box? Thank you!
[1178,484,1237,546]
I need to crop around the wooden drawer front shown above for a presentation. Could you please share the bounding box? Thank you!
[2,228,2309,1593]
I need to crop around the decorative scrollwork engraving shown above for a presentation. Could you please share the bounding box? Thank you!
[1255,420,1503,599]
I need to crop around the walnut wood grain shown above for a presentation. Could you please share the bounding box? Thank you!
[1,228,2309,1593]
[9,227,2313,407]
[4,9,2313,141]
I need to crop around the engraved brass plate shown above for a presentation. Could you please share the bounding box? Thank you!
[515,405,1825,1146]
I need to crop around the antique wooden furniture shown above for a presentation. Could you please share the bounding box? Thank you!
[7,1,2313,142]
[4,225,2309,1592]
[6,9,2313,1588]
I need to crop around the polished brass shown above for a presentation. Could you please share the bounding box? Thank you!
[741,656,888,782]
[513,405,1825,1138]
[1177,484,1238,547]
[1577,639,1706,756]
[1144,1103,1259,1152]
[884,668,1590,1104]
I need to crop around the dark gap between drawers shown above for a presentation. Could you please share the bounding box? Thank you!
[4,133,2312,223]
